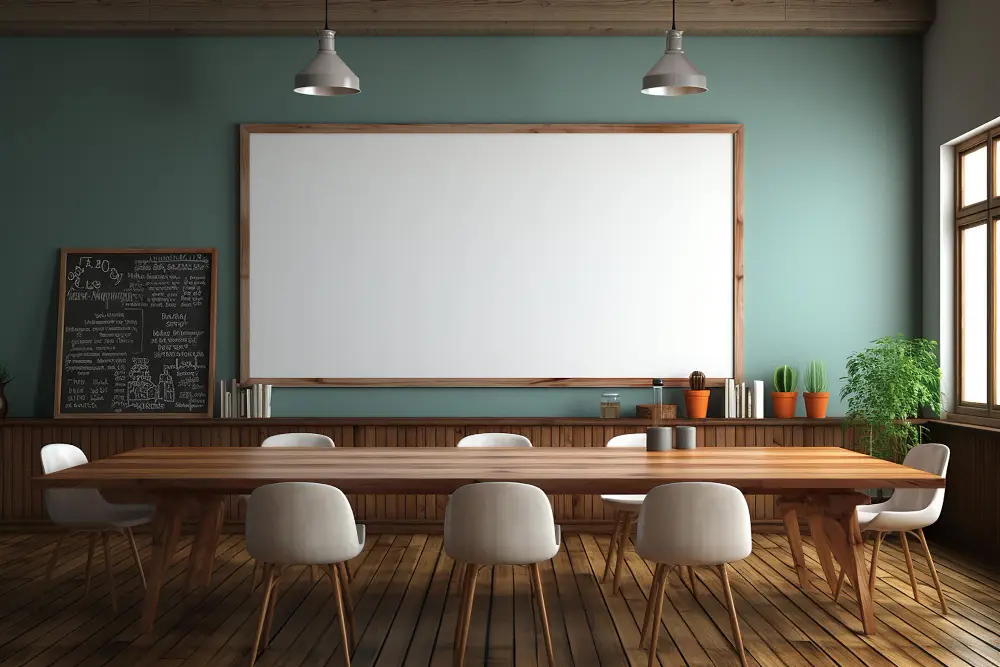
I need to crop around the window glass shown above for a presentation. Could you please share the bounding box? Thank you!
[962,145,988,208]
[962,223,987,403]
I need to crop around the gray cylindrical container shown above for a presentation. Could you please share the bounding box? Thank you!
[675,425,697,450]
[646,426,673,452]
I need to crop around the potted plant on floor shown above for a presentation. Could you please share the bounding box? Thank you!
[0,364,12,420]
[803,360,829,418]
[840,335,941,462]
[684,370,710,418]
[771,365,798,418]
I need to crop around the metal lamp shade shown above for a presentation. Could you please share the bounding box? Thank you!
[641,30,707,97]
[294,30,360,96]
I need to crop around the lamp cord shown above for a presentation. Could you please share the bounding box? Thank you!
[671,0,676,30]
[324,0,329,31]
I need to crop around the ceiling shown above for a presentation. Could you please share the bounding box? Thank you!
[0,0,934,36]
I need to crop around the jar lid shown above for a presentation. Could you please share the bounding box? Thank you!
[652,378,663,386]
[602,393,620,398]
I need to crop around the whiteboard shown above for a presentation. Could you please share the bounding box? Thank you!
[241,125,741,386]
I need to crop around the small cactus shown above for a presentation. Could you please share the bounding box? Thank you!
[772,365,798,393]
[804,360,828,393]
[689,370,706,391]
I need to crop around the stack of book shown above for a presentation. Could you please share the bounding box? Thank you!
[724,379,764,419]
[218,380,272,418]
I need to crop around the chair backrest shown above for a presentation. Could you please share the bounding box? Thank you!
[444,482,559,565]
[606,433,646,448]
[636,482,752,566]
[40,443,109,526]
[456,433,531,448]
[246,482,360,564]
[885,443,950,517]
[261,432,335,448]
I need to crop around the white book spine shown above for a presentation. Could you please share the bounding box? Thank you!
[724,380,731,418]
[264,385,272,418]
[256,384,263,418]
[224,392,230,419]
[753,380,765,419]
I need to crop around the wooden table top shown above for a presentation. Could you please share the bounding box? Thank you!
[34,446,945,495]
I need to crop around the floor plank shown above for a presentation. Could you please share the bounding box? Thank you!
[0,532,996,667]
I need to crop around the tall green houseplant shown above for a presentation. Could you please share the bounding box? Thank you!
[840,335,941,461]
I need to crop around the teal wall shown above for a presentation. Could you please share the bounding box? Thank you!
[0,36,922,418]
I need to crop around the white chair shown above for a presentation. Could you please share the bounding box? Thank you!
[245,482,364,667]
[834,443,950,614]
[637,482,752,667]
[248,432,335,588]
[40,443,153,613]
[456,433,531,448]
[444,482,560,667]
[601,433,692,596]
[259,432,335,448]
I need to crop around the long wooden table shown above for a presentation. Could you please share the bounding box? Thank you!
[36,446,945,636]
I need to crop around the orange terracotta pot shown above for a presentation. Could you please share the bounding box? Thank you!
[771,391,798,419]
[684,389,711,419]
[803,392,830,419]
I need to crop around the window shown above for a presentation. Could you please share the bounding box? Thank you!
[955,129,1000,418]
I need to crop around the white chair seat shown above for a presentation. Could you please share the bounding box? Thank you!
[600,494,646,507]
[104,503,156,528]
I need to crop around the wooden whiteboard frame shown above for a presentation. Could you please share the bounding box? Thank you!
[239,123,744,388]
[54,247,219,419]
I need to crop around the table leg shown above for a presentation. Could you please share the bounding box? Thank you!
[812,494,876,635]
[140,496,184,633]
[186,496,226,591]
[806,510,840,594]
[778,501,810,589]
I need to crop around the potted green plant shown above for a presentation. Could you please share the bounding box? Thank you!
[840,335,941,462]
[772,365,798,418]
[0,364,12,420]
[684,370,710,418]
[803,360,829,418]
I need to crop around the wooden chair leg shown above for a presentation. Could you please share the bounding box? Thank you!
[84,533,97,594]
[868,532,883,595]
[899,531,920,602]
[454,563,478,667]
[330,562,353,667]
[125,528,146,589]
[249,565,277,667]
[336,562,357,647]
[612,513,634,595]
[719,564,748,667]
[646,564,668,667]
[603,512,623,583]
[44,534,66,583]
[100,531,117,613]
[640,563,665,648]
[530,563,556,667]
[915,529,948,615]
[687,566,698,595]
[261,566,282,649]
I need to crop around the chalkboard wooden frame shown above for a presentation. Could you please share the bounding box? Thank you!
[54,248,219,419]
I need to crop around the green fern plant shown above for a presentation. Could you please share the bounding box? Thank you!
[840,335,941,461]
[804,360,828,393]
[772,365,798,393]
[0,364,12,385]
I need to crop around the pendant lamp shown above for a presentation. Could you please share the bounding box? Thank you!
[641,0,706,96]
[293,0,359,96]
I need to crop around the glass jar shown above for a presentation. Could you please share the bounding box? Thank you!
[600,393,621,419]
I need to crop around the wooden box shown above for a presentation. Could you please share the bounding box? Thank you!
[635,404,678,420]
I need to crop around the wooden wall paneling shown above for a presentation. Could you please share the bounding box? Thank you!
[925,422,1000,562]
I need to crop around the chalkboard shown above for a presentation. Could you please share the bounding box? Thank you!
[54,249,217,418]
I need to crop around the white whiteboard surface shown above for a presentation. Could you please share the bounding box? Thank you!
[243,126,740,386]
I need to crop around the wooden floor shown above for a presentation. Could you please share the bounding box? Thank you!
[0,531,998,667]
